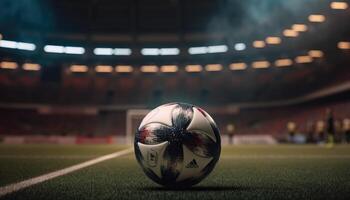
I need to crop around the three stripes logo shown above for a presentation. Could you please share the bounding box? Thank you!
[185,159,199,168]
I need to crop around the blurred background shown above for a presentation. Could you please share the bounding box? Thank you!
[0,0,349,145]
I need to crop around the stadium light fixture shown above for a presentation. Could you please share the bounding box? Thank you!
[115,65,133,73]
[23,63,41,71]
[330,2,348,10]
[94,48,132,56]
[0,40,36,51]
[0,61,18,69]
[0,40,17,49]
[205,64,223,72]
[159,48,180,55]
[17,42,36,51]
[188,45,227,54]
[292,24,308,32]
[295,56,313,64]
[252,61,270,69]
[234,43,246,51]
[275,59,293,67]
[188,47,208,55]
[114,48,132,56]
[207,45,228,53]
[141,65,158,73]
[44,45,85,54]
[283,29,299,37]
[141,48,160,56]
[252,40,266,48]
[70,65,88,73]
[94,48,114,55]
[308,14,326,22]
[230,62,247,71]
[141,48,179,56]
[185,64,203,72]
[266,37,281,45]
[95,65,113,73]
[64,46,85,54]
[338,41,350,49]
[160,65,178,73]
[44,45,65,53]
[308,50,324,58]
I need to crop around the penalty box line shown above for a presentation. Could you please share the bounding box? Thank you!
[0,148,134,197]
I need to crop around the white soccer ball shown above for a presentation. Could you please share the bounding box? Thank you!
[134,102,221,187]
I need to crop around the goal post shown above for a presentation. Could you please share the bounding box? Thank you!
[126,109,150,144]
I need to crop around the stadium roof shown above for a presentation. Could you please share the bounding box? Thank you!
[0,0,349,104]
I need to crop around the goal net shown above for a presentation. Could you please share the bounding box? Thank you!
[125,109,150,144]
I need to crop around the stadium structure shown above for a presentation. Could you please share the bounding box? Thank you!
[0,0,349,199]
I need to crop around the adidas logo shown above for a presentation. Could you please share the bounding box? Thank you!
[185,159,199,168]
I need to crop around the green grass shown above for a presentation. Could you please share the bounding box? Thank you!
[1,145,350,200]
[0,144,126,186]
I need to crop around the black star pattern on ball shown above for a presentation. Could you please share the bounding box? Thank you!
[134,102,221,187]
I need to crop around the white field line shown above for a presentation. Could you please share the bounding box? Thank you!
[221,155,350,159]
[0,155,101,159]
[0,148,133,197]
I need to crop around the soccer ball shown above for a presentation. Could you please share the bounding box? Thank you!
[134,102,221,187]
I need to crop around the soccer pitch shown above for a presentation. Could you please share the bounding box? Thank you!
[1,144,350,200]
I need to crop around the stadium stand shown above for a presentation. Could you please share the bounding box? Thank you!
[0,90,348,143]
